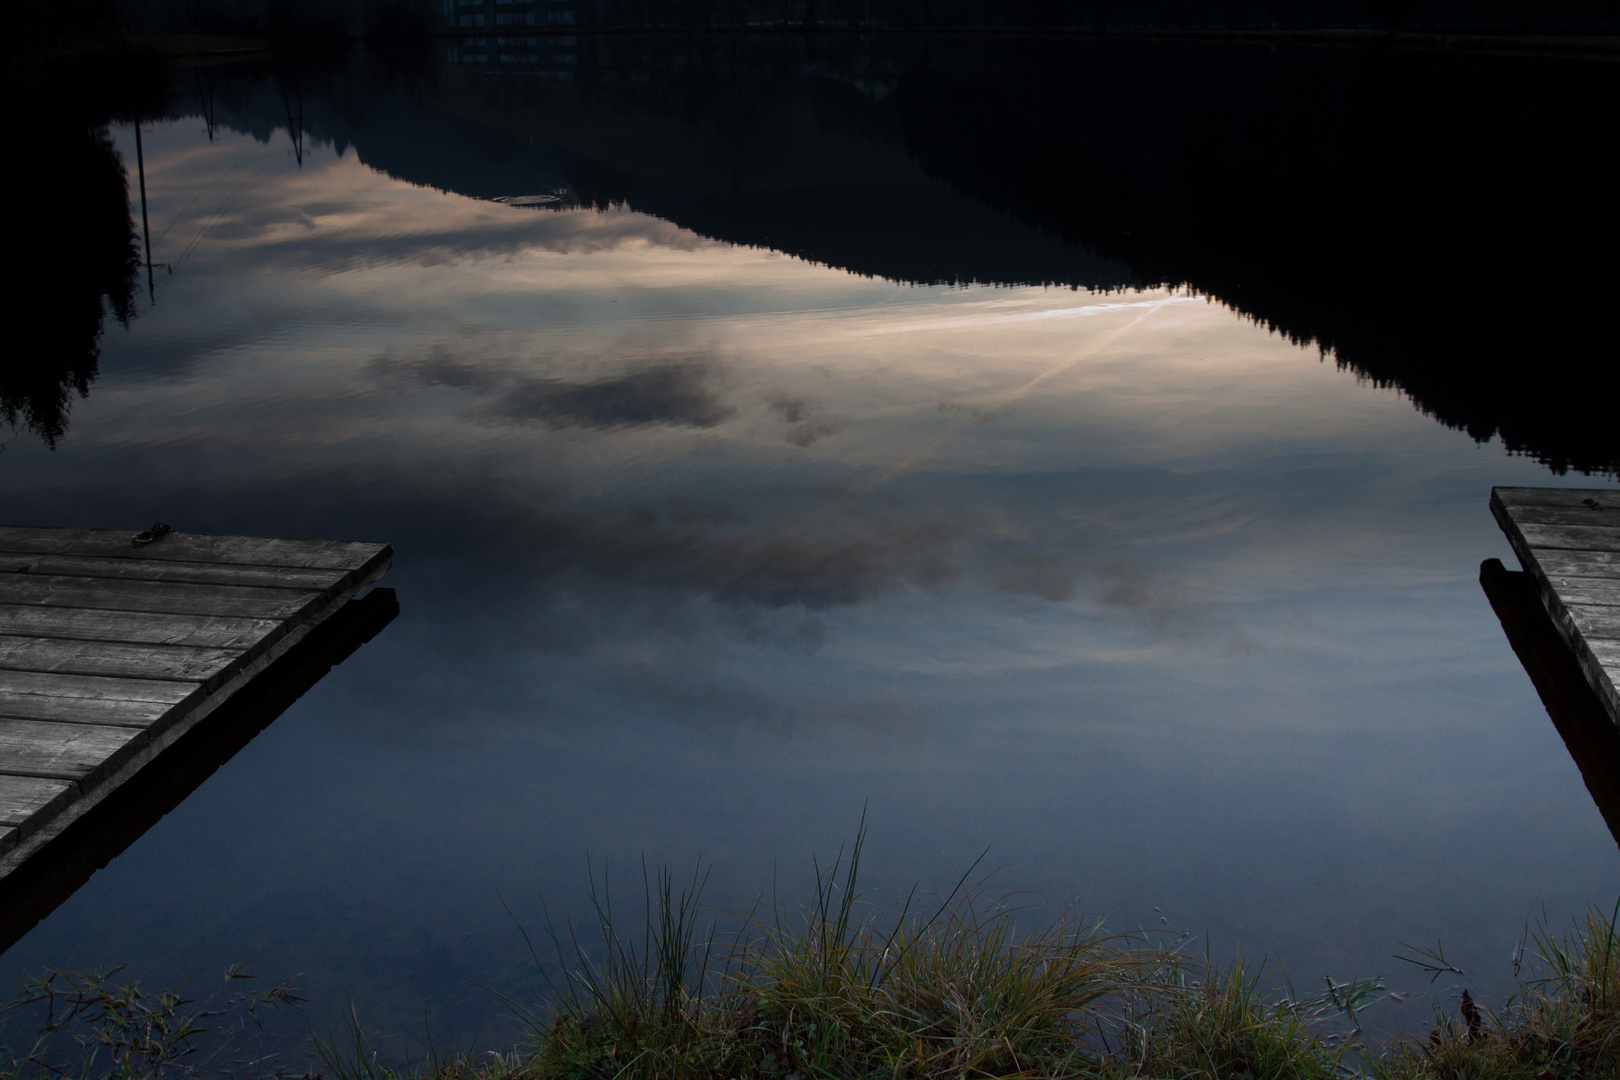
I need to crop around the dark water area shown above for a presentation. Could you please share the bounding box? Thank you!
[3,25,1620,1059]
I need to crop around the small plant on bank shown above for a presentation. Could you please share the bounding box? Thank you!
[1114,951,1372,1080]
[428,836,1620,1080]
[504,822,1347,1079]
[0,964,303,1080]
[1369,901,1620,1080]
[12,847,1620,1080]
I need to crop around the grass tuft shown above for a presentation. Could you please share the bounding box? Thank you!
[1369,900,1620,1080]
[0,964,303,1080]
[13,839,1620,1080]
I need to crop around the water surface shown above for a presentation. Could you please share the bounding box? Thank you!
[3,33,1619,1055]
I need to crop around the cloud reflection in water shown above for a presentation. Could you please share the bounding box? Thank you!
[2,118,1616,1054]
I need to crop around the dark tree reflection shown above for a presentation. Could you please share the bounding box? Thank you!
[881,37,1620,475]
[236,33,1614,475]
[3,125,139,446]
[2,45,166,447]
[17,28,1617,470]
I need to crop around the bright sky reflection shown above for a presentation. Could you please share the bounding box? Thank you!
[1,117,1617,1056]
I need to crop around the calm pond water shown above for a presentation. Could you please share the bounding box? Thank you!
[4,31,1620,1056]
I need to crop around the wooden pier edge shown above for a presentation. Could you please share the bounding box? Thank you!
[0,551,391,882]
[1490,486,1620,727]
[0,588,397,953]
[1481,557,1620,848]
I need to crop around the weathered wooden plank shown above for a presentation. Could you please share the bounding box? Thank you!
[0,776,74,828]
[0,528,389,572]
[1506,505,1620,527]
[0,553,348,591]
[0,575,321,620]
[0,637,242,682]
[1540,576,1620,608]
[0,671,198,705]
[1514,523,1620,553]
[0,720,143,781]
[0,605,278,648]
[1570,644,1620,726]
[1492,487,1620,728]
[1583,640,1620,722]
[1480,559,1620,848]
[0,693,170,727]
[1534,549,1620,578]
[0,526,394,908]
[1494,487,1620,510]
[1568,606,1620,642]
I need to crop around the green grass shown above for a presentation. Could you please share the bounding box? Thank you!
[10,833,1620,1080]
[510,838,1152,1079]
[1367,902,1620,1080]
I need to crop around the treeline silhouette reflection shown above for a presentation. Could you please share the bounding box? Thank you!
[2,50,169,446]
[14,31,1619,473]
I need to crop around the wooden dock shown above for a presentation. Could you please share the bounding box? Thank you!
[0,526,391,886]
[1491,487,1620,727]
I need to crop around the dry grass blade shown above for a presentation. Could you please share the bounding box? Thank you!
[18,842,1620,1080]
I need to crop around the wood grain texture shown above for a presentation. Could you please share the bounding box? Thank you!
[1493,486,1620,726]
[0,575,321,619]
[0,526,392,890]
[1494,488,1620,510]
[1535,550,1620,578]
[0,776,74,828]
[0,692,171,727]
[1543,577,1620,608]
[1505,506,1620,527]
[0,553,348,591]
[1479,559,1620,850]
[1569,606,1620,642]
[0,720,144,781]
[0,605,278,648]
[0,670,199,705]
[1513,523,1620,554]
[0,528,389,572]
[0,636,242,682]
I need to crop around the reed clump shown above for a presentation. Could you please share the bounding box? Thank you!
[508,835,1163,1079]
[457,831,1620,1080]
[1367,902,1620,1080]
[466,827,1360,1080]
[13,837,1620,1080]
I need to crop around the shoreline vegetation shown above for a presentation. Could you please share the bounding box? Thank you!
[6,834,1620,1080]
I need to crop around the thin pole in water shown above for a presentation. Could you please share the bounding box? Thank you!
[134,118,154,302]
